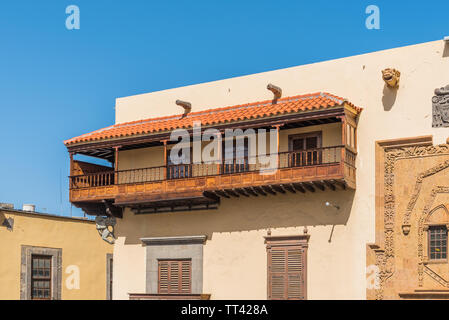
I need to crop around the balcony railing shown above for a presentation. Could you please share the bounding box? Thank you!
[70,145,348,190]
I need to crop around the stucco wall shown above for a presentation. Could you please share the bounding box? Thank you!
[0,210,113,300]
[117,123,342,170]
[112,40,449,300]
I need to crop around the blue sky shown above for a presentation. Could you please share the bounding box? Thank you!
[0,0,448,217]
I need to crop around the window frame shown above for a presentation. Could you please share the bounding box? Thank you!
[288,131,322,151]
[31,255,52,300]
[157,258,192,294]
[288,131,323,167]
[427,224,448,262]
[265,235,309,300]
[20,246,62,300]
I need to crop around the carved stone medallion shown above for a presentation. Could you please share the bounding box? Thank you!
[432,85,449,127]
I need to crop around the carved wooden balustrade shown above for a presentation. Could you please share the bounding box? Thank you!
[69,145,356,211]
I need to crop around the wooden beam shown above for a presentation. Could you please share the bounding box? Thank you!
[262,185,277,195]
[292,183,306,193]
[323,180,336,191]
[203,191,220,202]
[283,184,296,194]
[301,182,315,193]
[253,186,267,196]
[215,190,230,198]
[224,189,240,197]
[312,181,325,191]
[333,180,346,190]
[272,185,286,194]
[103,200,123,219]
[235,188,250,197]
[244,187,259,197]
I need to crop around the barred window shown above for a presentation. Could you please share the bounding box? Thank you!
[31,255,52,300]
[429,226,448,260]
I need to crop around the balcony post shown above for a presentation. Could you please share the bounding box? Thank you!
[69,152,74,189]
[340,116,346,173]
[272,124,282,170]
[114,146,120,184]
[216,132,222,175]
[163,140,168,179]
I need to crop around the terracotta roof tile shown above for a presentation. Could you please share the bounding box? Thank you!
[64,92,361,146]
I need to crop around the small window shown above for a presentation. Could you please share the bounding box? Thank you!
[31,255,52,300]
[222,138,249,174]
[429,226,448,260]
[167,148,192,179]
[288,132,322,166]
[158,259,192,294]
[266,237,308,300]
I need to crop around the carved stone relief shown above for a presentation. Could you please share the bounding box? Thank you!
[370,141,449,299]
[432,85,449,127]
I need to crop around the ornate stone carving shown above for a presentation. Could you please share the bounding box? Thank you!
[95,216,116,244]
[382,68,401,88]
[402,158,449,230]
[432,85,449,127]
[376,144,449,299]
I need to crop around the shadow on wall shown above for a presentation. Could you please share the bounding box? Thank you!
[444,41,449,58]
[382,84,398,111]
[117,189,356,245]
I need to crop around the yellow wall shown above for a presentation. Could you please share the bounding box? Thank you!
[0,210,113,300]
[112,40,449,299]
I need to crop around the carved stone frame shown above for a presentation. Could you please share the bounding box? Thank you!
[371,135,449,299]
[141,235,206,295]
[20,245,62,300]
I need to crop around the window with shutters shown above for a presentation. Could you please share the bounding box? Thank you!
[266,236,308,300]
[158,259,192,294]
[288,132,322,166]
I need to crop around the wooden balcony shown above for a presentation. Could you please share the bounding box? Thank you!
[69,145,356,214]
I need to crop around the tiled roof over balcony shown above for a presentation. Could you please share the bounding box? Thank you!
[64,92,361,146]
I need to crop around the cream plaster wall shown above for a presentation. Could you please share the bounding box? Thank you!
[112,40,449,300]
[117,123,342,170]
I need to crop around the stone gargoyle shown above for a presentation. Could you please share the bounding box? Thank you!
[95,216,117,244]
[381,68,401,88]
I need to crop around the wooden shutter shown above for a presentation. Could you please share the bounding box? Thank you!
[266,236,307,300]
[158,260,192,294]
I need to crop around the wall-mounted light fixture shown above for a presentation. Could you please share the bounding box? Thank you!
[325,201,340,210]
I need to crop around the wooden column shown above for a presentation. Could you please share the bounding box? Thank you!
[69,152,74,190]
[163,140,168,180]
[114,146,120,184]
[340,116,346,173]
[216,132,222,175]
[272,124,282,170]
